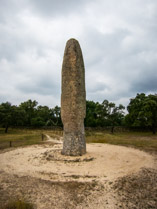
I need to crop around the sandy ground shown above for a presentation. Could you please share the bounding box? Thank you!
[0,139,156,209]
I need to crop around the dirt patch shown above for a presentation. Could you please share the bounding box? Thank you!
[113,168,157,209]
[0,143,154,182]
[0,170,117,209]
[0,143,156,208]
[42,149,95,162]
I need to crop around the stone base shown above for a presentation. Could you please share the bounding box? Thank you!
[61,132,86,156]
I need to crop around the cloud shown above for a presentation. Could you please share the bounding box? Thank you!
[29,0,92,17]
[0,0,157,108]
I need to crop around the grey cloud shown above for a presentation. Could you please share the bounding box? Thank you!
[0,32,24,61]
[0,0,28,22]
[82,28,130,67]
[29,0,92,17]
[83,21,157,104]
[16,76,60,96]
[0,0,157,108]
[133,77,157,93]
[88,82,110,93]
[0,95,9,103]
[131,66,157,93]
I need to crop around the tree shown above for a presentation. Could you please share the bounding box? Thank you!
[85,101,99,127]
[35,105,51,126]
[126,93,157,134]
[85,100,125,130]
[0,102,13,133]
[0,98,125,131]
[0,103,27,132]
[11,105,26,126]
[51,106,62,126]
[143,94,157,134]
[19,100,38,126]
[31,117,45,127]
[125,93,146,127]
[102,100,125,133]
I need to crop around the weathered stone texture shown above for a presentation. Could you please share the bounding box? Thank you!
[61,38,86,156]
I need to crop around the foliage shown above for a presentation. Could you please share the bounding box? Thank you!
[0,99,125,132]
[0,93,156,133]
[19,100,38,126]
[0,102,12,133]
[2,199,34,209]
[0,102,25,133]
[85,101,100,127]
[85,100,125,132]
[0,100,63,132]
[126,93,157,134]
[101,100,125,133]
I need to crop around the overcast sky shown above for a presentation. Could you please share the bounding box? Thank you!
[0,0,157,108]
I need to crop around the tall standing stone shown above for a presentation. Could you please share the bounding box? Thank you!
[61,38,86,156]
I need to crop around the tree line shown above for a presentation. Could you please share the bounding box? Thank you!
[0,93,157,134]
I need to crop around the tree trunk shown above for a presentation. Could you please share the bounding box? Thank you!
[152,126,156,135]
[5,125,8,133]
[111,126,114,134]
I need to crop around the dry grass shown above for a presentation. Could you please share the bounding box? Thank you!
[0,128,157,153]
[86,131,157,153]
[0,128,64,149]
[1,199,34,209]
[0,129,43,149]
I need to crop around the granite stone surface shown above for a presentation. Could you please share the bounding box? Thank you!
[61,38,86,156]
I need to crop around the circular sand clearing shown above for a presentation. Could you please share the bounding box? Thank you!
[0,143,154,182]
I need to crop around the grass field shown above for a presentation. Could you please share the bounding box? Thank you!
[0,128,43,149]
[0,128,157,153]
[0,128,63,149]
[86,131,157,153]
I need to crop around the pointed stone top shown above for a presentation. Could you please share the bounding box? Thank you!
[64,38,82,59]
[66,38,80,47]
[67,38,79,42]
